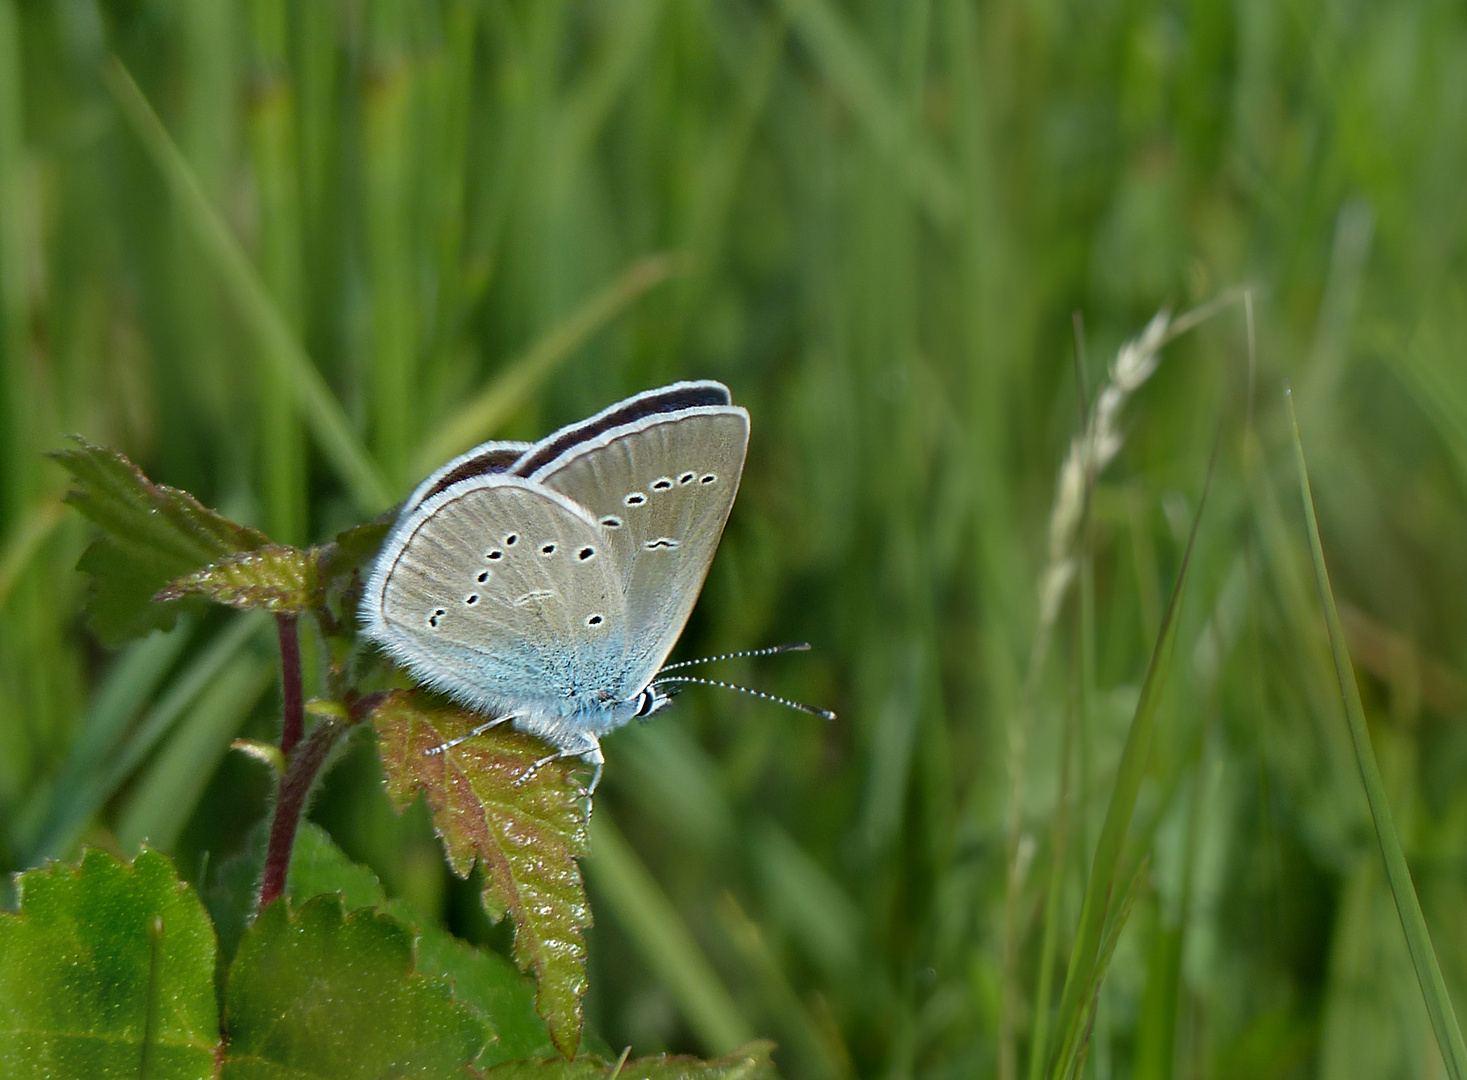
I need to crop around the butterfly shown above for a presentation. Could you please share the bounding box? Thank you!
[361,380,823,792]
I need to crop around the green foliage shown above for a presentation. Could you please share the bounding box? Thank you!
[157,545,320,612]
[0,835,770,1078]
[0,841,580,1076]
[40,433,610,1060]
[9,2,1467,1078]
[1046,450,1215,1079]
[481,1042,778,1080]
[372,690,593,1058]
[51,438,270,644]
[0,848,219,1078]
[285,821,559,1064]
[223,895,490,1078]
[1290,395,1467,1079]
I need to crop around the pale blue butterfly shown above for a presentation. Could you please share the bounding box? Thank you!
[361,381,830,791]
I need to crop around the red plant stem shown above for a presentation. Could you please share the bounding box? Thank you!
[257,716,346,912]
[276,613,304,756]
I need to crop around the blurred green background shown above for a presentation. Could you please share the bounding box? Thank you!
[4,1,1467,1077]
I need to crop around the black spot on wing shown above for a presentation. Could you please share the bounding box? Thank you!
[514,384,731,476]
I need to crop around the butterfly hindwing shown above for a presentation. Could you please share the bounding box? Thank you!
[402,439,533,516]
[363,475,629,712]
[525,404,749,691]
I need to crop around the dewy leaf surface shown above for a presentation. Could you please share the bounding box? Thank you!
[52,437,270,643]
[221,894,489,1079]
[157,544,321,612]
[0,848,219,1079]
[371,690,592,1058]
[481,1041,779,1080]
[286,821,559,1064]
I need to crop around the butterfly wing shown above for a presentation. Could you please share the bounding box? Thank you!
[522,402,749,694]
[362,475,629,715]
[402,439,533,516]
[512,381,732,478]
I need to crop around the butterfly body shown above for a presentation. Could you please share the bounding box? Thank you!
[361,381,747,787]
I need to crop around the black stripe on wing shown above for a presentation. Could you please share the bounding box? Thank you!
[514,381,732,478]
[411,446,527,508]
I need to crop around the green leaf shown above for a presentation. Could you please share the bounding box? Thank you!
[316,516,394,588]
[204,818,559,1063]
[370,690,592,1058]
[51,437,270,644]
[313,516,394,638]
[409,910,559,1066]
[156,545,320,612]
[221,895,490,1078]
[1289,391,1467,1080]
[481,1041,779,1080]
[285,821,390,911]
[0,848,219,1079]
[291,821,559,1063]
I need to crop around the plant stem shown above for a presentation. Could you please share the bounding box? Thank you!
[256,690,381,913]
[276,613,303,756]
[257,715,346,912]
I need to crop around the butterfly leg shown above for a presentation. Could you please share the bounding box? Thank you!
[513,733,605,794]
[424,713,515,756]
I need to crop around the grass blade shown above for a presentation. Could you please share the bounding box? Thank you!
[362,19,416,492]
[586,811,753,1056]
[8,621,190,858]
[1047,438,1218,1080]
[247,0,308,544]
[1287,387,1467,1080]
[1024,666,1075,1080]
[413,252,683,475]
[102,57,392,514]
[24,612,267,862]
[776,0,958,226]
[0,0,32,524]
[0,497,64,613]
[115,651,273,852]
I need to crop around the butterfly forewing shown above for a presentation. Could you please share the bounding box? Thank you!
[513,381,732,478]
[364,476,629,711]
[527,405,749,691]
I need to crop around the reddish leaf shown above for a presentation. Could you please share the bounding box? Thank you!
[370,690,592,1058]
[156,545,319,612]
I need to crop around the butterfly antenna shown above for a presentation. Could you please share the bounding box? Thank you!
[657,642,811,673]
[654,675,836,720]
